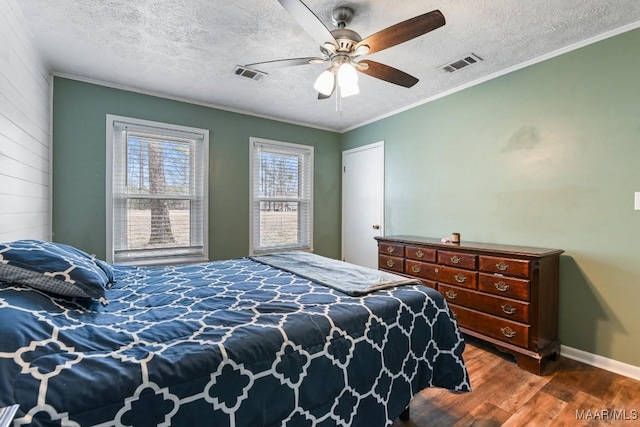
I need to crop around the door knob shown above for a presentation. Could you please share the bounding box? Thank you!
[372,225,380,230]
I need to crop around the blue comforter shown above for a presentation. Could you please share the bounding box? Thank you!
[0,256,469,426]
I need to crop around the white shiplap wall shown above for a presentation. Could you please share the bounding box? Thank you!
[0,0,51,242]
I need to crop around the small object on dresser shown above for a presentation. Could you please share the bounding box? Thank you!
[452,232,460,243]
[0,405,19,427]
[440,236,451,243]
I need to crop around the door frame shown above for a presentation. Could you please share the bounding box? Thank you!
[341,141,385,262]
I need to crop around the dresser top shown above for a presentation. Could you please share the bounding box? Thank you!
[376,235,564,257]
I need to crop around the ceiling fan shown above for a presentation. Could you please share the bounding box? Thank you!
[245,0,446,100]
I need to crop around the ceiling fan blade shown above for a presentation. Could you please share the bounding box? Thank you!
[245,57,326,70]
[357,60,419,88]
[355,10,445,55]
[278,0,338,48]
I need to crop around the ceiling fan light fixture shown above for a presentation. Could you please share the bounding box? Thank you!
[337,62,359,97]
[314,69,335,95]
[339,81,359,97]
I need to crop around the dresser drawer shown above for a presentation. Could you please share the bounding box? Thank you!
[439,284,529,323]
[420,279,437,290]
[405,260,439,281]
[379,254,404,273]
[479,255,531,278]
[405,245,436,262]
[438,250,477,270]
[436,265,477,289]
[379,242,404,257]
[479,273,530,301]
[451,304,530,348]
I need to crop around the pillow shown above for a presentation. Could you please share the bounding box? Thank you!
[0,240,111,301]
[50,241,116,285]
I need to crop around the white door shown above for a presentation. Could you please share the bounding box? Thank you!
[342,142,384,268]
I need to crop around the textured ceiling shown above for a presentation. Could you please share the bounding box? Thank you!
[16,0,640,132]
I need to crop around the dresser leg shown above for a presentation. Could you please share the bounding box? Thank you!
[516,353,544,375]
[492,341,559,376]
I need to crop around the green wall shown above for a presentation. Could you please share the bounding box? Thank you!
[343,29,640,367]
[52,77,342,261]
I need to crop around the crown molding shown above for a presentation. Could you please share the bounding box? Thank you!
[340,20,640,133]
[51,72,337,133]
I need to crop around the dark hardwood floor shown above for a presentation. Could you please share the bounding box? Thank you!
[393,337,640,426]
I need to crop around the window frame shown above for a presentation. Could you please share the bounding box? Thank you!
[106,114,209,265]
[249,137,314,255]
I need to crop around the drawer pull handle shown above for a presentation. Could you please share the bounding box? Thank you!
[496,262,509,271]
[501,304,517,315]
[454,273,467,283]
[434,267,439,274]
[386,259,395,268]
[495,281,510,292]
[411,265,421,273]
[501,327,517,338]
[416,250,424,258]
[386,247,395,253]
[445,290,457,299]
[450,255,461,264]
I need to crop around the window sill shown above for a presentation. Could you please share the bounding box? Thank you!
[115,255,209,267]
[251,247,313,256]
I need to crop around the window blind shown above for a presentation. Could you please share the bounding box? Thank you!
[109,118,208,264]
[250,138,313,254]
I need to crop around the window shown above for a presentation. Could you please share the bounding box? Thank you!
[250,138,313,254]
[106,115,208,265]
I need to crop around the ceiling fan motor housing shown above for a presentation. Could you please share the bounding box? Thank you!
[330,7,361,52]
[331,28,361,52]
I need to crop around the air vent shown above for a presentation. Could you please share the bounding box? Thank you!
[232,65,267,81]
[439,53,483,73]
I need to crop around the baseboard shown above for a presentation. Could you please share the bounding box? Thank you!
[561,345,640,381]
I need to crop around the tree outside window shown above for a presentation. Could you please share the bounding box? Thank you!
[107,115,208,265]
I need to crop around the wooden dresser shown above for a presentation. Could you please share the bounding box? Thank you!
[376,235,563,375]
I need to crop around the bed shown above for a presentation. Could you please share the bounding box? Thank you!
[0,240,469,427]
